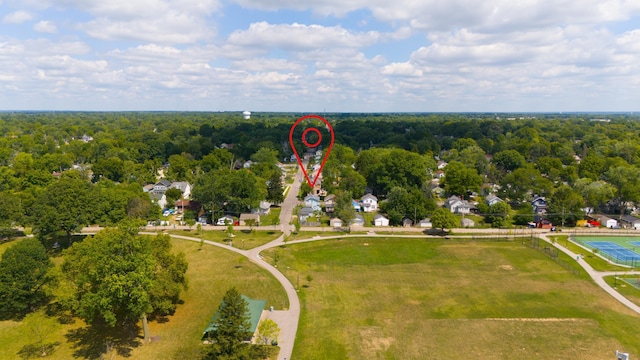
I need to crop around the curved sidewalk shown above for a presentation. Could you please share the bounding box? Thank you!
[541,234,640,315]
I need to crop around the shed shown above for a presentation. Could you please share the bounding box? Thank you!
[592,214,617,228]
[620,215,640,229]
[373,214,389,227]
[461,218,475,228]
[418,218,432,228]
[239,213,260,226]
[202,295,265,341]
[352,214,365,226]
[330,218,343,228]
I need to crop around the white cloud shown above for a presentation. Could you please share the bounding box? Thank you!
[3,10,33,24]
[381,62,422,76]
[33,20,57,33]
[227,22,380,51]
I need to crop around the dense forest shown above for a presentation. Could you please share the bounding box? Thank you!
[2,111,640,237]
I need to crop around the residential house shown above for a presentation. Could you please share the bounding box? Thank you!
[239,213,260,226]
[252,201,271,215]
[298,207,315,223]
[243,160,254,169]
[169,181,192,199]
[620,215,640,229]
[361,194,379,213]
[153,179,172,193]
[445,196,475,214]
[352,214,365,226]
[330,218,343,228]
[304,195,321,211]
[149,192,167,210]
[216,215,235,226]
[437,160,448,170]
[485,195,503,206]
[531,197,548,215]
[418,218,432,228]
[324,194,336,213]
[461,218,475,228]
[373,214,389,227]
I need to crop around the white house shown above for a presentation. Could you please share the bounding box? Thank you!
[373,214,389,226]
[298,207,315,223]
[170,181,192,199]
[461,218,475,228]
[252,201,271,215]
[485,195,502,206]
[361,194,378,213]
[445,196,474,214]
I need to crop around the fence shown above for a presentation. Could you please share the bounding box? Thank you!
[523,237,582,276]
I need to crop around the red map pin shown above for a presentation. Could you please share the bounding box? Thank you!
[289,115,335,188]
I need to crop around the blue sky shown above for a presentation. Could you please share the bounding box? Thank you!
[1,0,640,112]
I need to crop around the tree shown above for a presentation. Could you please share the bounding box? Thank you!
[605,166,640,216]
[206,287,251,358]
[31,176,93,242]
[266,172,284,205]
[334,190,355,230]
[575,179,616,213]
[483,201,511,228]
[493,150,526,172]
[431,208,458,233]
[499,166,553,202]
[257,318,280,345]
[62,223,187,341]
[165,187,183,206]
[442,161,482,197]
[380,187,436,225]
[547,185,584,227]
[0,238,54,320]
[193,169,266,216]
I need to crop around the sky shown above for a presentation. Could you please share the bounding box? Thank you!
[1,0,640,112]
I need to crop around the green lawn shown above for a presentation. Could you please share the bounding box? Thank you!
[263,237,640,359]
[260,208,281,228]
[0,237,287,360]
[167,229,282,249]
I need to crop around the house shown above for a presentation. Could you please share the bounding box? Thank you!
[324,194,336,213]
[445,196,475,214]
[239,213,260,226]
[330,218,343,228]
[198,214,209,224]
[418,218,432,228]
[402,218,414,227]
[252,201,271,215]
[149,192,167,210]
[352,214,365,226]
[202,295,265,342]
[531,197,548,215]
[352,199,361,212]
[361,194,378,213]
[373,214,389,227]
[437,160,448,170]
[620,215,640,229]
[216,215,235,226]
[591,214,618,228]
[485,195,503,206]
[298,207,315,223]
[461,218,475,228]
[243,160,254,169]
[153,179,172,193]
[174,200,201,212]
[169,181,192,198]
[434,170,445,179]
[304,195,321,211]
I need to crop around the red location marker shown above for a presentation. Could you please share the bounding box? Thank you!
[289,115,335,188]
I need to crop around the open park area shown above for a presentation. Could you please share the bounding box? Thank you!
[263,237,640,359]
[0,238,287,360]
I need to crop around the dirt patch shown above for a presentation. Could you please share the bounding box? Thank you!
[499,264,514,270]
[359,327,394,354]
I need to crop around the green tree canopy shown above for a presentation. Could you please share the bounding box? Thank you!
[442,161,482,197]
[430,208,458,232]
[205,287,251,358]
[0,238,54,320]
[62,223,187,339]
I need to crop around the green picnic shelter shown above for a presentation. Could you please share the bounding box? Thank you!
[202,295,266,341]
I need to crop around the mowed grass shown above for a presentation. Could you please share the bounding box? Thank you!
[0,237,287,360]
[263,238,640,359]
[167,229,282,249]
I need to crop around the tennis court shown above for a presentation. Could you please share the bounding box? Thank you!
[584,241,640,264]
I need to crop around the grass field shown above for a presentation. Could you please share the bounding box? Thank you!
[0,237,287,359]
[167,228,282,249]
[263,237,640,359]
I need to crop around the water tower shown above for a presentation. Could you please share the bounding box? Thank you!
[243,111,251,119]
